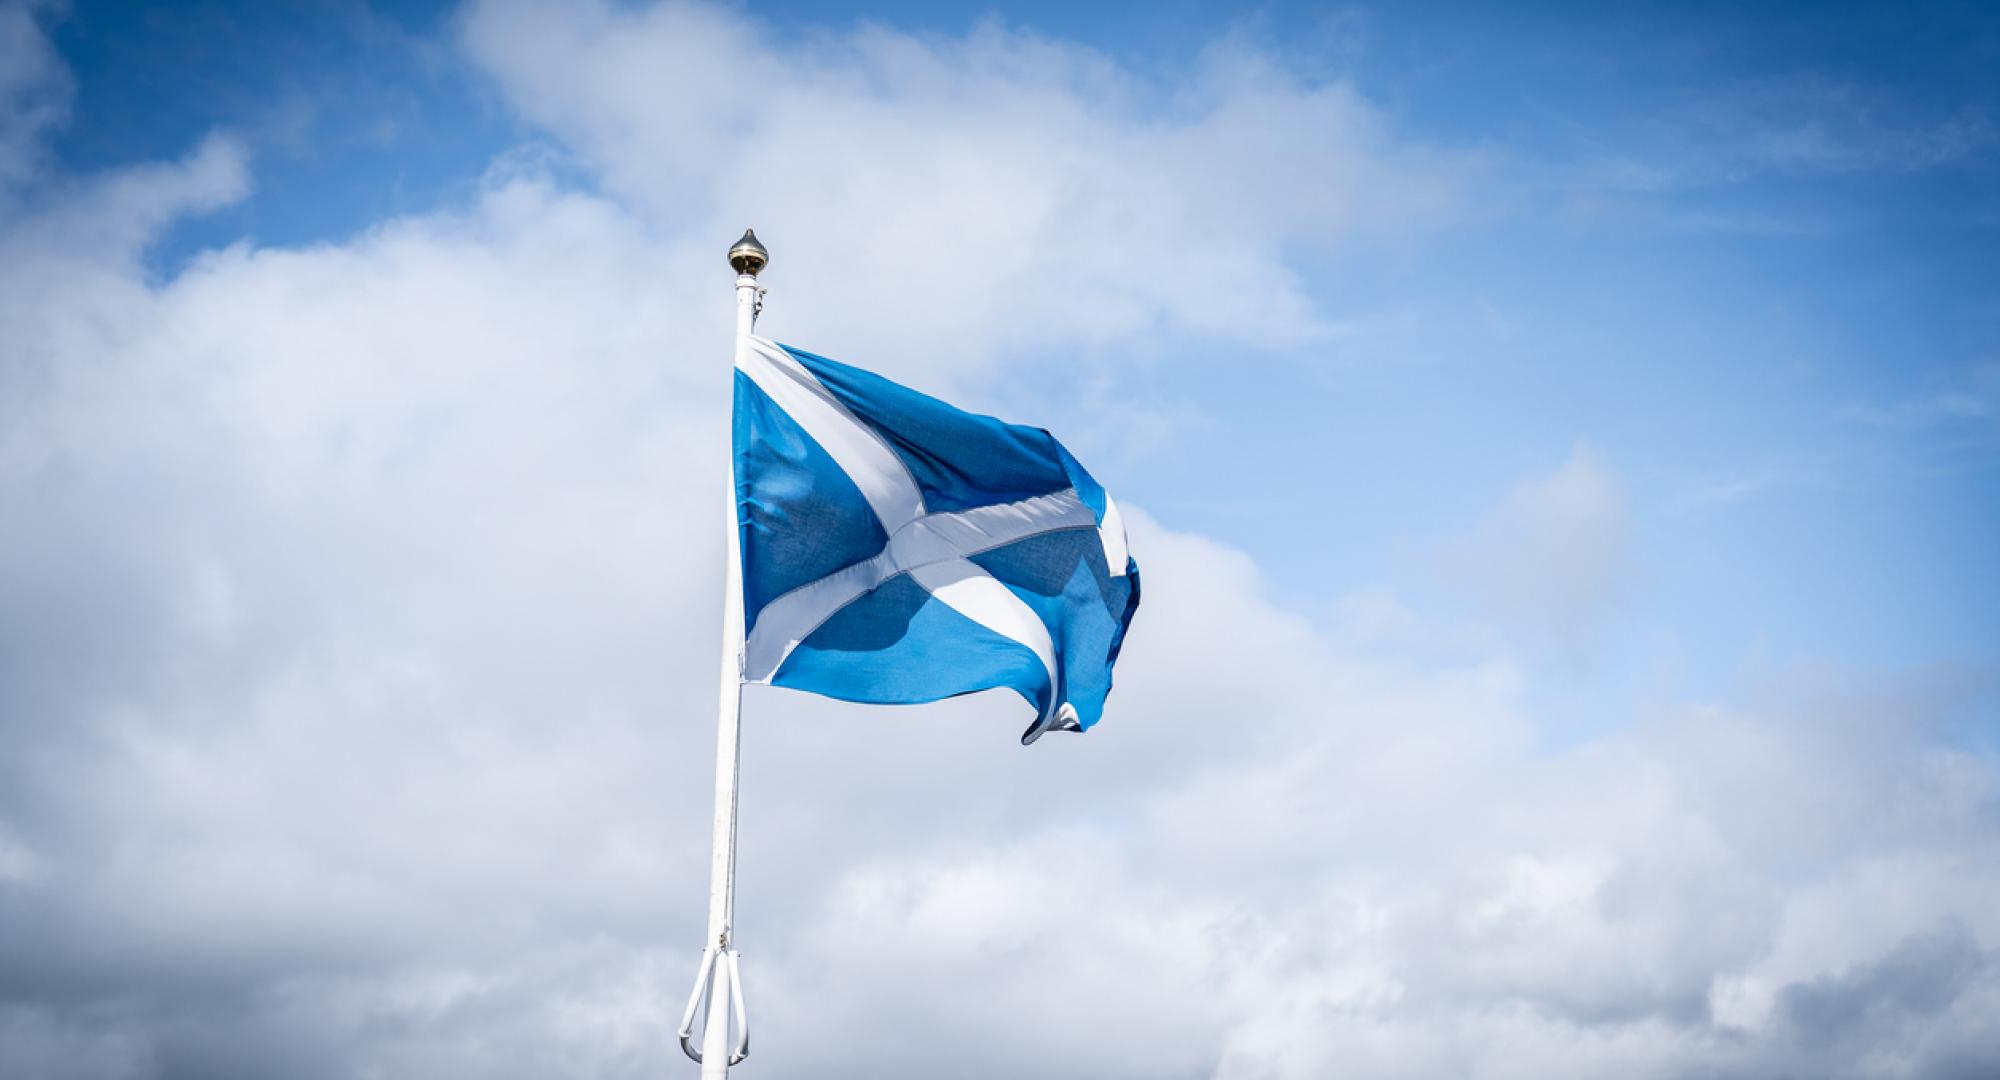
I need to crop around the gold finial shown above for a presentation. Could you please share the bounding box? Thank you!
[728,228,768,276]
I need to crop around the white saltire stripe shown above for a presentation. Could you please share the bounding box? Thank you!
[738,336,926,529]
[737,336,1071,719]
[909,560,1063,707]
[740,489,1097,682]
[1099,494,1129,576]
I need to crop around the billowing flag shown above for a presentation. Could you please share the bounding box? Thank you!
[732,337,1140,743]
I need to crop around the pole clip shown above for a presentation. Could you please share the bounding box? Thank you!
[677,946,751,1066]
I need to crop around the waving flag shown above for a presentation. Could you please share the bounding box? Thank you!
[732,337,1140,743]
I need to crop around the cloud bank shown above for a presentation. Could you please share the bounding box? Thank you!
[0,2,1994,1078]
[457,0,1468,368]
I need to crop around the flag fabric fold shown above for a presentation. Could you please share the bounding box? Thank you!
[732,336,1139,744]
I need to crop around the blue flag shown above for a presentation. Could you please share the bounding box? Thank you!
[732,337,1140,744]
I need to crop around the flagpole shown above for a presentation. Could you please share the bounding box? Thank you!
[685,229,766,1077]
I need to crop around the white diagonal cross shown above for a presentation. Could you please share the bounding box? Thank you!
[735,337,1127,738]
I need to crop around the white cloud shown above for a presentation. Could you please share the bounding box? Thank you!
[1839,362,2000,434]
[457,0,1469,376]
[1676,78,1998,179]
[0,0,70,196]
[0,4,1995,1079]
[1568,75,1998,208]
[1452,443,1632,639]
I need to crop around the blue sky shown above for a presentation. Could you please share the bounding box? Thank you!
[45,0,1999,704]
[3,2,1998,1077]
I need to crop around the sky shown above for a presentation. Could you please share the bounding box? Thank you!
[1,1,1997,1077]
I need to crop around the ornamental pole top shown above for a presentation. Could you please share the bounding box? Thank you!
[728,228,769,276]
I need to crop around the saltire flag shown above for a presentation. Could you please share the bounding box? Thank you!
[732,337,1141,744]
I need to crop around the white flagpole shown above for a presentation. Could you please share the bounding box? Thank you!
[685,229,766,1077]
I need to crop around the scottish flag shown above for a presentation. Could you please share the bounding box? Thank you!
[732,337,1140,744]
